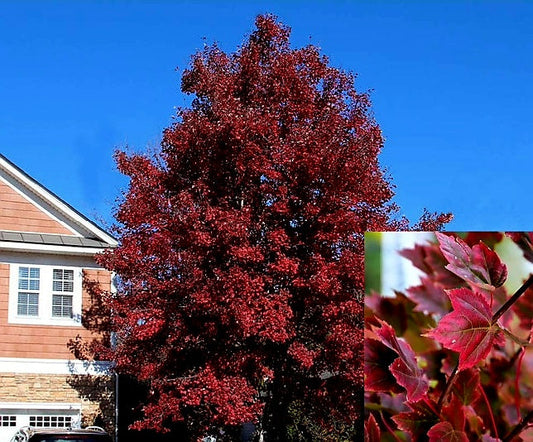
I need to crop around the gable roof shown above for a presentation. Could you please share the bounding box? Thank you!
[0,153,117,254]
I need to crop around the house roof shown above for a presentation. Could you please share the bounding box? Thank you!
[0,231,111,248]
[0,153,117,254]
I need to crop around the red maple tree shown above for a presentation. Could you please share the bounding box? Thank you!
[74,14,450,441]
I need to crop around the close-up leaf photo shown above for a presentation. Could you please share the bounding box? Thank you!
[365,232,533,441]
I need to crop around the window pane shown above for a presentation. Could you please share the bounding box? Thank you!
[0,415,16,427]
[18,292,39,316]
[19,266,39,290]
[52,294,73,318]
[29,415,72,428]
[53,269,74,292]
[17,293,27,315]
[19,267,28,279]
[19,266,28,290]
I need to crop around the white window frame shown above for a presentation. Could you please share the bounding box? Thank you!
[51,268,75,319]
[8,264,83,327]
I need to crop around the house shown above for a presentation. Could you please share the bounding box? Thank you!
[0,154,118,440]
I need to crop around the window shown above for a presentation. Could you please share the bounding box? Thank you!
[29,414,72,427]
[17,267,40,316]
[9,265,82,326]
[0,415,16,427]
[52,269,74,318]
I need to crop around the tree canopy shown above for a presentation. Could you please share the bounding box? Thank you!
[73,14,450,441]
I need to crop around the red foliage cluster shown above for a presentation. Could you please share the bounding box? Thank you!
[365,232,533,441]
[72,14,450,441]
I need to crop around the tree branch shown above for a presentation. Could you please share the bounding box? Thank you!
[492,274,533,325]
[503,410,533,442]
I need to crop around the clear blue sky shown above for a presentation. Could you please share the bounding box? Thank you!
[1,1,532,231]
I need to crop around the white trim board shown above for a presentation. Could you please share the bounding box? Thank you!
[0,402,82,411]
[0,241,109,256]
[0,358,112,376]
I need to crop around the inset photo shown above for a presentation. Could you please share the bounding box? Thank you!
[364,232,533,441]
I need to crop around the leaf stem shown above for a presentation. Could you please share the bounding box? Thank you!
[502,410,533,442]
[480,386,499,440]
[514,348,526,419]
[500,327,532,347]
[379,411,403,442]
[491,274,533,325]
[437,363,458,411]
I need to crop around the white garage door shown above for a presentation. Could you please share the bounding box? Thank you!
[0,406,81,440]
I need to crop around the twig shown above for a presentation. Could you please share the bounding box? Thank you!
[492,274,533,325]
[503,410,533,442]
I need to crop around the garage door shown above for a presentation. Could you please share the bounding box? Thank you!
[0,407,81,440]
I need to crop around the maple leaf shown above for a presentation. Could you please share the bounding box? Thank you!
[399,241,464,288]
[364,413,380,442]
[406,277,450,315]
[392,399,439,439]
[451,368,481,405]
[436,232,507,291]
[364,336,403,394]
[428,395,469,442]
[427,421,469,442]
[427,288,503,370]
[372,318,428,401]
[463,232,503,248]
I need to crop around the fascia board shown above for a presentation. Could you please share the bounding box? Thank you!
[0,241,108,256]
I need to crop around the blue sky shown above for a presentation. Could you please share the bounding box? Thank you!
[1,1,532,231]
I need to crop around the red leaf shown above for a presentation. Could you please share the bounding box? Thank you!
[392,399,439,439]
[364,337,403,394]
[372,318,428,401]
[406,277,450,315]
[364,413,380,442]
[451,368,481,405]
[436,232,507,290]
[463,232,503,248]
[515,285,533,331]
[441,394,466,434]
[399,241,464,288]
[427,421,469,442]
[427,288,503,370]
[428,395,468,441]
